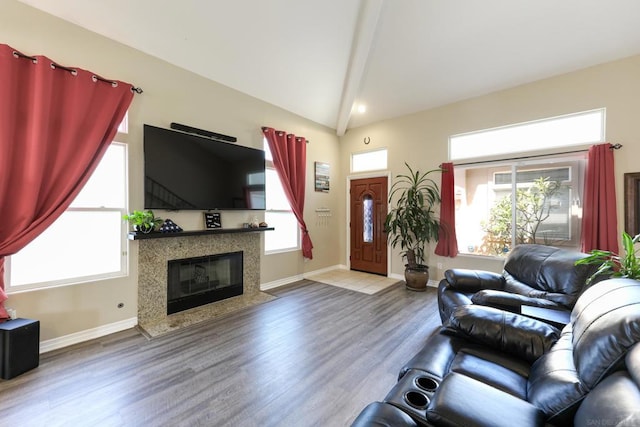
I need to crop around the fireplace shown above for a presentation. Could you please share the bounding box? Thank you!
[167,251,243,315]
[137,231,275,338]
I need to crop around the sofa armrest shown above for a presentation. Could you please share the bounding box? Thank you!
[443,305,561,363]
[427,372,546,427]
[351,402,418,427]
[471,289,562,313]
[443,269,504,292]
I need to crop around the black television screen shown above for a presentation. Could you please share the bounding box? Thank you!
[144,124,265,210]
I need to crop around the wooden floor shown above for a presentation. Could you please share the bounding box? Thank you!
[0,280,440,427]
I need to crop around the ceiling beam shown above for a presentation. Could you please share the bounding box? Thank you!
[335,0,384,136]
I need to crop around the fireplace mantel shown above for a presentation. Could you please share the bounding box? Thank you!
[128,227,274,240]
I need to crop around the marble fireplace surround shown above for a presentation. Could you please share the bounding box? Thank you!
[136,230,276,338]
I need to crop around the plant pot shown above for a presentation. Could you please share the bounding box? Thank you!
[404,264,429,291]
[134,224,153,234]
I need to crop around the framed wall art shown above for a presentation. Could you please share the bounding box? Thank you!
[315,161,330,193]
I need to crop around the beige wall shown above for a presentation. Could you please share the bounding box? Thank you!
[340,54,640,279]
[1,1,342,341]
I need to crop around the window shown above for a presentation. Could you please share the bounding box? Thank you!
[352,148,387,173]
[452,109,603,257]
[264,140,300,253]
[6,142,129,291]
[450,109,604,161]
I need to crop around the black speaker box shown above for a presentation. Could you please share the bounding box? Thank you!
[0,318,40,380]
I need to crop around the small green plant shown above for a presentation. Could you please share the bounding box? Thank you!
[122,210,162,233]
[385,163,441,268]
[576,232,640,284]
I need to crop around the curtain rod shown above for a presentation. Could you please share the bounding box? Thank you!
[450,143,622,167]
[12,49,143,94]
[261,126,310,144]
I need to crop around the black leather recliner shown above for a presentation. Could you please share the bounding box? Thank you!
[351,278,640,426]
[438,244,598,324]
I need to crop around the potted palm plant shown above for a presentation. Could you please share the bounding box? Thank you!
[385,163,441,291]
[576,231,640,284]
[123,210,162,234]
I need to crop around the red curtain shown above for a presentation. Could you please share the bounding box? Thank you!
[435,163,458,257]
[262,127,314,259]
[0,44,135,318]
[580,143,618,253]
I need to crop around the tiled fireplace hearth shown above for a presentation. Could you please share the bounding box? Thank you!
[136,230,275,337]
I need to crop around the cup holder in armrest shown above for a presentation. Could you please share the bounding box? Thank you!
[384,369,440,424]
[415,376,438,392]
[404,390,430,409]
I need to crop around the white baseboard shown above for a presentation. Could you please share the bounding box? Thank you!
[40,317,138,354]
[260,274,304,291]
[260,264,348,291]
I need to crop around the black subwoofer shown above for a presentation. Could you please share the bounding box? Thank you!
[0,318,40,380]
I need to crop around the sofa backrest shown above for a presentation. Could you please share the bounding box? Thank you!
[502,244,595,308]
[570,278,640,389]
[573,343,640,426]
[526,278,640,424]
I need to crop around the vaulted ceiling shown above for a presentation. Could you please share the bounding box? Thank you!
[18,0,640,135]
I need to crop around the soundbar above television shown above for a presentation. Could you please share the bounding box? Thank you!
[143,124,266,211]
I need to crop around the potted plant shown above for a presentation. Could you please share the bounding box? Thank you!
[576,231,640,284]
[123,210,162,234]
[385,163,441,291]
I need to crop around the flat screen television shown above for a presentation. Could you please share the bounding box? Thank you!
[144,124,265,210]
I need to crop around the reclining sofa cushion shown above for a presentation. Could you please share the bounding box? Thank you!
[443,305,560,363]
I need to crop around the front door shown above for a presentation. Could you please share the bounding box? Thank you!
[350,177,388,275]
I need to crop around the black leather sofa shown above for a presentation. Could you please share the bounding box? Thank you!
[351,278,640,426]
[438,244,597,324]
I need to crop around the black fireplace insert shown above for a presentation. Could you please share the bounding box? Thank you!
[167,251,243,315]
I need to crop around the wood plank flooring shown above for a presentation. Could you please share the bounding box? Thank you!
[0,280,440,427]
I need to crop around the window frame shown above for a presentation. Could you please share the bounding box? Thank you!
[455,154,586,258]
[351,148,388,173]
[5,141,129,293]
